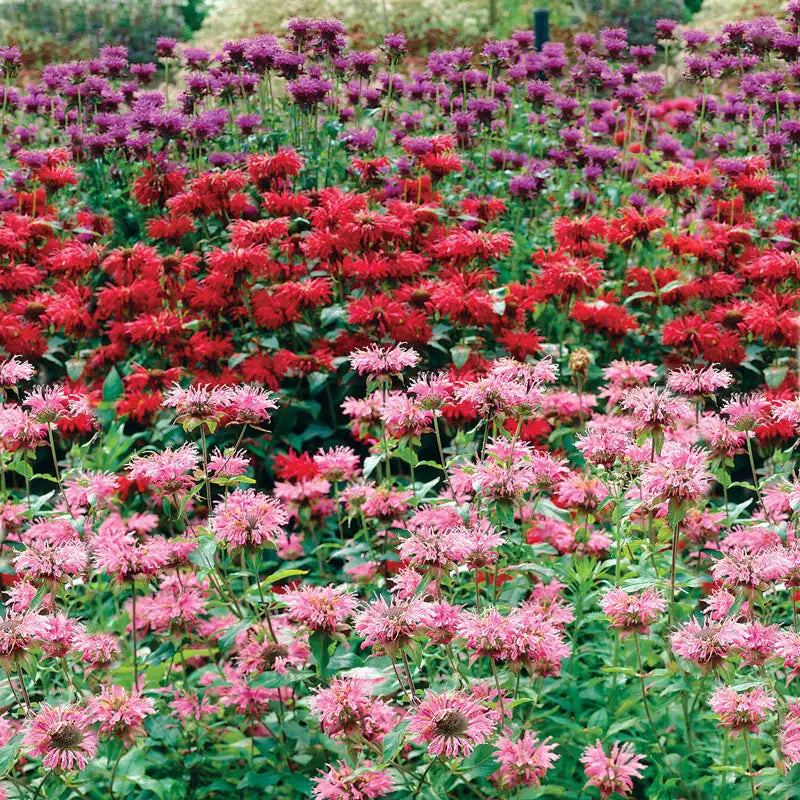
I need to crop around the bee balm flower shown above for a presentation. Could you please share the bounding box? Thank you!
[24,704,97,771]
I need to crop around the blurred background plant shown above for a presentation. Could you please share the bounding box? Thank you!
[0,0,208,66]
[191,0,697,52]
[0,0,716,65]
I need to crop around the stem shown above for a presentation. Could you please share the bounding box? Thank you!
[131,583,139,691]
[669,522,680,623]
[109,747,124,800]
[745,435,762,508]
[742,730,757,800]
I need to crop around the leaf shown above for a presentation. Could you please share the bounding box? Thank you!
[188,533,217,573]
[363,454,381,479]
[381,719,410,761]
[310,630,332,679]
[102,366,124,402]
[218,617,253,652]
[260,568,308,588]
[0,734,23,776]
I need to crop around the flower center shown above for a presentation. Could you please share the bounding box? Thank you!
[50,722,85,750]
[433,709,469,737]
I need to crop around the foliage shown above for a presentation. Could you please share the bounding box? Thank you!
[0,0,207,65]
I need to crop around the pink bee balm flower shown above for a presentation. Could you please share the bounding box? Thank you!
[355,595,435,656]
[313,761,393,800]
[309,677,395,743]
[74,632,121,671]
[163,383,232,427]
[781,703,800,765]
[223,385,279,426]
[0,406,47,450]
[0,611,45,667]
[408,372,455,409]
[14,541,89,583]
[313,446,361,481]
[210,489,288,549]
[666,364,733,396]
[407,690,494,757]
[671,618,746,669]
[207,447,250,479]
[282,585,358,633]
[349,343,419,375]
[24,704,97,771]
[127,443,200,496]
[639,442,711,505]
[493,731,559,789]
[89,684,156,747]
[600,359,658,406]
[711,546,791,589]
[600,587,666,635]
[581,740,646,799]
[0,357,34,387]
[720,393,771,431]
[22,385,78,424]
[619,387,691,434]
[397,525,470,570]
[709,686,775,733]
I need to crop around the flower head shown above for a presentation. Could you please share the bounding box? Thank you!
[581,740,646,799]
[24,704,97,771]
[349,343,419,376]
[600,587,665,635]
[407,690,494,757]
[709,686,775,734]
[282,585,358,633]
[210,489,288,549]
[493,731,559,789]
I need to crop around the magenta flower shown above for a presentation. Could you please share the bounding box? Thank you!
[313,761,393,800]
[282,585,358,633]
[600,587,666,635]
[210,489,288,549]
[581,740,646,799]
[0,357,34,387]
[639,442,711,505]
[349,343,419,375]
[408,690,494,757]
[666,364,733,396]
[24,704,97,771]
[89,684,156,747]
[493,731,559,789]
[671,618,746,669]
[709,686,775,734]
[127,443,200,496]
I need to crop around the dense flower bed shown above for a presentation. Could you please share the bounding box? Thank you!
[1,8,800,800]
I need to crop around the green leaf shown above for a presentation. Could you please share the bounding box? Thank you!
[310,630,332,680]
[0,734,23,776]
[218,617,253,652]
[102,366,124,402]
[260,568,308,588]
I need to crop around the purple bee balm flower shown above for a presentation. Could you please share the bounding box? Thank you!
[467,97,499,125]
[656,18,677,40]
[573,33,596,54]
[287,76,332,110]
[130,63,157,84]
[274,51,305,80]
[236,113,261,135]
[0,46,22,74]
[183,47,212,70]
[383,32,407,58]
[155,37,178,59]
[350,50,377,79]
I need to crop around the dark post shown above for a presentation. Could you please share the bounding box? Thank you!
[533,8,550,52]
